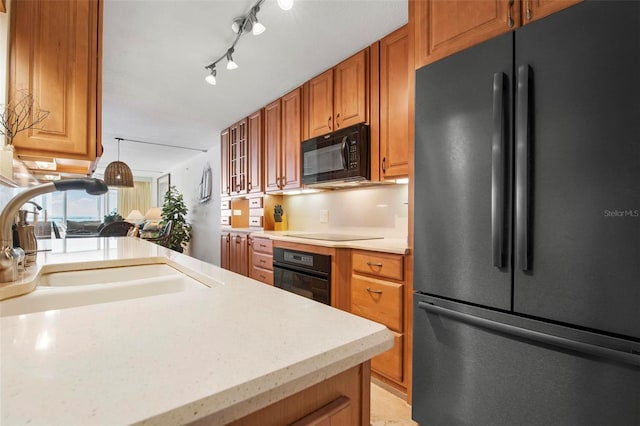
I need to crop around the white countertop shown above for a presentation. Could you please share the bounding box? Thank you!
[0,238,393,425]
[250,231,409,254]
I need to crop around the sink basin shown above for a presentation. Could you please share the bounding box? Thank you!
[0,264,212,317]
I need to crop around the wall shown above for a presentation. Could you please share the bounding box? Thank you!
[0,0,8,105]
[282,184,408,238]
[165,148,221,266]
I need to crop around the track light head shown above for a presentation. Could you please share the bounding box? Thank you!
[226,50,238,70]
[278,0,294,11]
[250,8,266,35]
[231,17,249,34]
[205,67,217,85]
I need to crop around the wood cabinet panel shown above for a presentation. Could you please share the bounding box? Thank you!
[291,396,352,426]
[380,25,410,179]
[264,99,281,192]
[229,119,247,195]
[352,251,404,281]
[281,87,302,190]
[247,110,263,194]
[220,129,230,195]
[522,0,581,24]
[372,332,403,383]
[333,50,368,130]
[253,237,273,255]
[228,362,369,426]
[231,233,248,276]
[413,0,520,68]
[220,233,230,269]
[308,69,334,138]
[252,251,273,271]
[351,275,403,333]
[251,266,274,286]
[9,0,102,171]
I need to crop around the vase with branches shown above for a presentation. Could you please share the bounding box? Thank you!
[161,185,192,253]
[0,90,50,179]
[0,90,50,147]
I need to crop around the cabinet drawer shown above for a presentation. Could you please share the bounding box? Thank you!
[221,216,231,226]
[252,251,273,271]
[221,200,230,210]
[252,237,273,255]
[248,197,263,208]
[350,275,403,332]
[352,251,404,281]
[251,266,273,286]
[249,216,263,227]
[372,332,403,383]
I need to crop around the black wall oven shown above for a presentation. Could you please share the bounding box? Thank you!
[273,248,331,305]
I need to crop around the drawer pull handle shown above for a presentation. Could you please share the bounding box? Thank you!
[367,262,383,267]
[366,287,383,295]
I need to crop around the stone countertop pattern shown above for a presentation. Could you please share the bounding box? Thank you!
[250,231,409,254]
[0,237,393,425]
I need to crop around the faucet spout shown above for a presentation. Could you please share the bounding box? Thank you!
[1,178,108,282]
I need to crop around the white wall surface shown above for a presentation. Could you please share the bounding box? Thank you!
[165,148,221,266]
[0,1,9,105]
[281,184,409,238]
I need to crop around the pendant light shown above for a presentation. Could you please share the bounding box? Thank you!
[104,137,134,187]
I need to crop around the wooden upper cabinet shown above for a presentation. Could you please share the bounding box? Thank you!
[379,25,410,179]
[412,0,520,69]
[229,119,247,195]
[281,87,302,190]
[247,110,263,194]
[522,0,582,24]
[308,70,334,138]
[306,50,368,139]
[9,0,102,173]
[264,99,282,192]
[334,50,368,131]
[220,128,231,196]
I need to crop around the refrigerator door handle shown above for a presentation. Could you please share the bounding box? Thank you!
[491,72,507,268]
[418,301,640,368]
[516,65,531,271]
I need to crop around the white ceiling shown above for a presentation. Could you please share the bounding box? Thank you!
[96,0,408,178]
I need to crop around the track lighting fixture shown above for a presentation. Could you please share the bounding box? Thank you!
[204,0,292,85]
[226,50,238,70]
[278,0,294,11]
[205,67,217,85]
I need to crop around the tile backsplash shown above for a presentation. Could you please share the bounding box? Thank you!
[282,184,408,238]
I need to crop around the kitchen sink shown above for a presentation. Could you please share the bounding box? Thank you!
[0,264,213,317]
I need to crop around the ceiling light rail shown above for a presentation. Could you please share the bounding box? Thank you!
[204,0,294,85]
[115,137,208,153]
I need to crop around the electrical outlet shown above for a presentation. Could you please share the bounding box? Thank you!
[319,209,329,223]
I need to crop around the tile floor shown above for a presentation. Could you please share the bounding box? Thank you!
[370,381,418,426]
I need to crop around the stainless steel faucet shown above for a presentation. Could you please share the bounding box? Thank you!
[0,178,108,282]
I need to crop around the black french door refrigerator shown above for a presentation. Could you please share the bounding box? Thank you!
[412,2,640,425]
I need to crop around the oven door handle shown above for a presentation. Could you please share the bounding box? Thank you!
[273,262,330,281]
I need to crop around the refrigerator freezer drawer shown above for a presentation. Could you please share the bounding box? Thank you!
[412,294,640,426]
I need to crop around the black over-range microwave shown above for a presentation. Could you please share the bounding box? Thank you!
[301,123,370,188]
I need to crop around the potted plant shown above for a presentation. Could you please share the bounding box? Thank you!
[103,209,123,224]
[161,185,192,253]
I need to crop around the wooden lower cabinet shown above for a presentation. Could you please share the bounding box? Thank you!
[220,232,249,277]
[371,332,403,383]
[349,250,408,394]
[249,236,273,285]
[224,362,370,426]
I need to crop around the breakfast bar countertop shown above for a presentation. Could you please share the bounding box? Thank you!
[0,237,393,425]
